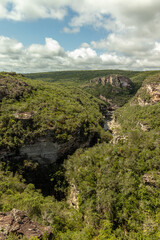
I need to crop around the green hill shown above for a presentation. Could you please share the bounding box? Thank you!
[26,70,160,107]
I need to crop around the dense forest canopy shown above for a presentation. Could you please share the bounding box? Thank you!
[1,70,160,239]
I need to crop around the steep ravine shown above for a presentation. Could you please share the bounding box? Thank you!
[0,72,109,199]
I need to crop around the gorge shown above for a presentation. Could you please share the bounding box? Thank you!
[1,70,160,239]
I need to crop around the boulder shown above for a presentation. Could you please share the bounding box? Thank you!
[0,209,53,239]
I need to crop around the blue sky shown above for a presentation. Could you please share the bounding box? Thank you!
[0,18,107,50]
[0,0,160,73]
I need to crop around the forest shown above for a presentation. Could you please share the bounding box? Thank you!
[1,70,160,239]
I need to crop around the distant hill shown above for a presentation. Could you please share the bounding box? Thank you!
[26,70,160,106]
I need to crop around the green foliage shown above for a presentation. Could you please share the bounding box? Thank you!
[26,69,160,107]
[2,70,160,239]
[25,69,140,84]
[26,69,141,107]
[0,72,108,151]
[63,72,160,239]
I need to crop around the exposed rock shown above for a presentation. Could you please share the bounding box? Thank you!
[137,97,149,106]
[14,112,34,120]
[146,83,160,103]
[20,138,60,165]
[138,122,151,132]
[99,94,107,102]
[90,74,134,90]
[107,116,123,144]
[136,83,160,106]
[142,172,160,188]
[0,208,52,240]
[0,74,34,102]
[68,184,79,210]
[0,130,100,196]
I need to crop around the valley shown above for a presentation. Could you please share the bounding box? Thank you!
[1,69,160,239]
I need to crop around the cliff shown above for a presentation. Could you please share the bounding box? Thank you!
[90,74,134,90]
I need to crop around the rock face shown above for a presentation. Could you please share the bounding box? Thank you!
[90,74,134,90]
[107,116,126,144]
[0,131,99,196]
[136,83,160,106]
[0,209,52,240]
[68,184,79,210]
[20,138,60,165]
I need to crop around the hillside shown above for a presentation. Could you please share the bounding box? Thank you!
[1,70,160,239]
[63,72,160,239]
[26,70,160,107]
[0,72,111,198]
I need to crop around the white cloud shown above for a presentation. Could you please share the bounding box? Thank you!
[0,36,24,61]
[91,34,155,57]
[28,38,65,58]
[0,0,68,21]
[63,27,80,34]
[100,53,131,66]
[0,36,130,72]
[1,36,160,73]
[1,0,160,35]
[68,47,97,60]
[1,0,160,71]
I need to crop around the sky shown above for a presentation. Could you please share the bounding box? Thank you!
[0,0,160,73]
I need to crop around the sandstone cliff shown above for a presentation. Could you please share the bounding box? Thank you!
[90,74,134,90]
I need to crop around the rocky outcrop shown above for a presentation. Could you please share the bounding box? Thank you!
[0,209,52,240]
[0,73,34,102]
[138,122,151,132]
[18,129,98,166]
[20,138,59,165]
[142,172,160,188]
[0,130,100,196]
[14,112,34,120]
[136,83,160,106]
[68,184,79,210]
[107,116,126,144]
[90,74,134,90]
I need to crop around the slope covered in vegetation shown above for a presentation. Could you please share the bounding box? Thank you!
[26,70,160,107]
[0,72,111,198]
[1,70,160,239]
[0,72,109,151]
[63,72,160,239]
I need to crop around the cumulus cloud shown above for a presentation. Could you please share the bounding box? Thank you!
[1,0,160,34]
[1,36,160,73]
[1,0,160,71]
[91,34,155,57]
[0,0,68,20]
[0,36,130,73]
[1,1,160,43]
[68,47,97,60]
[28,38,65,58]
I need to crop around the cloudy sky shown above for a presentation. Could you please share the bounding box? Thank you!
[0,0,160,73]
